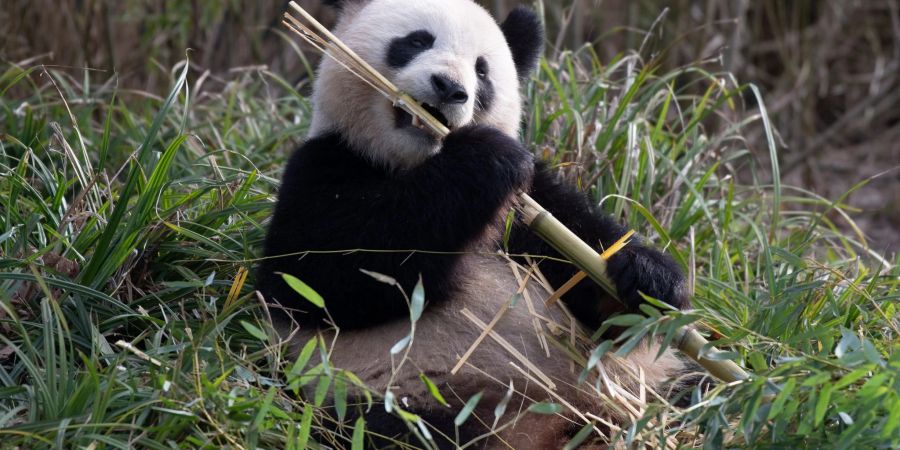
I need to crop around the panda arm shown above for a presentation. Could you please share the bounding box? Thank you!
[508,162,688,330]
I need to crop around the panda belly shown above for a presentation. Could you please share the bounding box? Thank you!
[289,254,685,447]
[321,254,579,404]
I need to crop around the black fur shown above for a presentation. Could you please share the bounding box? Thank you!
[259,125,534,328]
[387,30,436,68]
[259,126,687,331]
[500,6,545,80]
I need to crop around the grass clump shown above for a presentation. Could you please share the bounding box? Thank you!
[1,34,898,450]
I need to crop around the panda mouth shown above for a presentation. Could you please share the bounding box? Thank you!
[394,103,452,134]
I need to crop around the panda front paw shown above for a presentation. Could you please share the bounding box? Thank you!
[605,244,689,311]
[442,124,534,190]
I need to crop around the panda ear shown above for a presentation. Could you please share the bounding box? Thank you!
[500,6,545,81]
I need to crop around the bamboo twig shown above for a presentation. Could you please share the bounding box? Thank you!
[282,1,750,383]
[460,308,557,390]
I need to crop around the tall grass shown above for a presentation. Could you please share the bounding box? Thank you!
[1,20,898,450]
[0,60,311,448]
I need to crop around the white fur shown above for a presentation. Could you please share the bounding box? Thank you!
[309,0,522,170]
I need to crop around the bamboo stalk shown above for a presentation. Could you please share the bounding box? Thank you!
[282,1,750,383]
[518,195,749,382]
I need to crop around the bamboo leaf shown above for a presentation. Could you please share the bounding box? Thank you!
[281,273,325,308]
[415,418,434,442]
[334,375,348,422]
[360,269,398,286]
[410,276,425,323]
[454,392,483,427]
[384,391,395,413]
[240,321,268,342]
[604,314,644,327]
[390,335,411,355]
[351,417,366,450]
[314,376,330,407]
[882,399,900,438]
[580,341,613,384]
[767,378,797,420]
[814,383,833,426]
[493,381,515,428]
[420,373,449,407]
[342,371,374,407]
[290,338,319,377]
[296,404,314,449]
[252,388,276,430]
[527,402,562,415]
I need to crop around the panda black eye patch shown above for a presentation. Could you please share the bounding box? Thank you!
[387,30,436,68]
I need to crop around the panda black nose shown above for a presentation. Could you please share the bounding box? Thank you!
[431,75,469,104]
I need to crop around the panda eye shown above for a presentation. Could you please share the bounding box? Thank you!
[405,31,434,49]
[476,57,489,79]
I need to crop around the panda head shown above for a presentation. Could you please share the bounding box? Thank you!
[310,0,544,170]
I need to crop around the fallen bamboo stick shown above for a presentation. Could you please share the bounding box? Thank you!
[282,1,750,383]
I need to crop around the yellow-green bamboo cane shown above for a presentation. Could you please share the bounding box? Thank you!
[517,196,748,382]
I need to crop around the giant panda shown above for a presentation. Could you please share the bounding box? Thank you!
[258,0,690,448]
